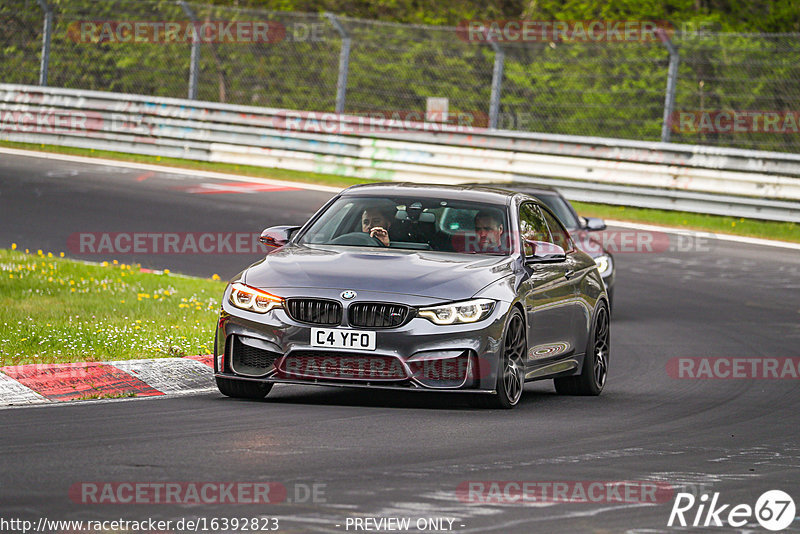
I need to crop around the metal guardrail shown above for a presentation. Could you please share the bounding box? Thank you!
[1,84,799,222]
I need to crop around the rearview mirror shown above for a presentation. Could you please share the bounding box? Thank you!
[524,241,566,263]
[583,217,606,231]
[259,225,301,248]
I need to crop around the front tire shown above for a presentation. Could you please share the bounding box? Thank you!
[216,377,273,399]
[470,309,526,409]
[554,301,609,396]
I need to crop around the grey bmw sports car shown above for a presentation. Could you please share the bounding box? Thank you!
[214,183,610,408]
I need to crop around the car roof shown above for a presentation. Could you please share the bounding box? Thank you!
[341,182,522,204]
[461,182,561,197]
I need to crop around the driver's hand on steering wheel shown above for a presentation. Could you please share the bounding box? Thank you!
[369,226,390,246]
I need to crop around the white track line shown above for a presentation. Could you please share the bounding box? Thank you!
[606,219,800,251]
[0,146,342,193]
[3,146,797,249]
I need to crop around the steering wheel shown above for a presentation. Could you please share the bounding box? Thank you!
[329,231,387,247]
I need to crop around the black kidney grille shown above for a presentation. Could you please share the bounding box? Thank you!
[286,299,342,325]
[349,303,408,328]
[230,337,279,376]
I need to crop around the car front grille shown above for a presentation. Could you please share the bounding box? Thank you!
[286,298,342,326]
[348,303,409,328]
[277,351,407,381]
[229,336,280,377]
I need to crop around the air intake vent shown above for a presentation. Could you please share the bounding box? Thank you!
[277,351,407,381]
[229,336,280,377]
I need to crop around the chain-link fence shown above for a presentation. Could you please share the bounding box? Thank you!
[3,0,800,153]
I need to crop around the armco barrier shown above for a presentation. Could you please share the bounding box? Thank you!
[1,84,799,222]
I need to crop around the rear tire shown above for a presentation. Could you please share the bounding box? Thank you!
[554,301,609,396]
[469,309,526,409]
[216,377,273,399]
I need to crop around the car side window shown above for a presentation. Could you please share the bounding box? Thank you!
[519,203,551,256]
[540,206,574,252]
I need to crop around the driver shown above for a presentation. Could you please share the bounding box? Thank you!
[361,207,393,246]
[474,210,506,252]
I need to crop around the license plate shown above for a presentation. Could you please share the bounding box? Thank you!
[311,328,376,351]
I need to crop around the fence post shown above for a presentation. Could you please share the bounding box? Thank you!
[659,30,680,143]
[179,1,200,100]
[325,13,351,114]
[36,0,53,86]
[489,41,505,130]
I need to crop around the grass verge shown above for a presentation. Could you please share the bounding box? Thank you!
[571,201,800,243]
[2,140,797,243]
[0,247,225,366]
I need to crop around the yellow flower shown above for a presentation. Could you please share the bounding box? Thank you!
[211,274,220,280]
[101,261,108,267]
[47,252,53,258]
[11,243,16,250]
[25,249,29,254]
[60,252,65,257]
[164,269,170,274]
[71,288,76,292]
[113,259,118,264]
[37,249,43,256]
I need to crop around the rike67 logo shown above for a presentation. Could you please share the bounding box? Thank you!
[668,490,795,531]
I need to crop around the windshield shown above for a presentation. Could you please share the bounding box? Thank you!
[531,193,580,231]
[299,195,511,255]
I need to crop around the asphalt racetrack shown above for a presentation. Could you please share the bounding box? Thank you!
[1,152,799,533]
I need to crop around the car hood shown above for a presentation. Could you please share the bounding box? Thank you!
[242,244,514,300]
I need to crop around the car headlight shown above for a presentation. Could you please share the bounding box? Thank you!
[228,283,283,313]
[594,254,612,275]
[418,298,495,325]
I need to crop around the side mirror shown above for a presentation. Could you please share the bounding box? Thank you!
[259,225,301,248]
[583,217,606,231]
[524,241,566,263]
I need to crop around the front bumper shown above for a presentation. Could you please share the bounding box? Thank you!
[214,288,509,393]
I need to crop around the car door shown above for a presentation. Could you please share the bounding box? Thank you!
[518,202,577,377]
[539,205,585,358]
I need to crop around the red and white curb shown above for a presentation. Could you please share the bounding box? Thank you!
[0,355,214,406]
